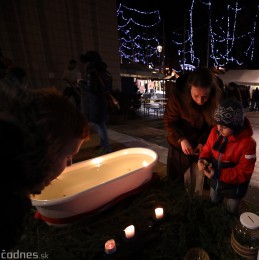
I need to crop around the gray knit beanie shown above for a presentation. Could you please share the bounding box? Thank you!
[214,98,244,133]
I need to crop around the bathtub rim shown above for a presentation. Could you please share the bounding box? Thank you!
[31,147,158,206]
[34,173,159,225]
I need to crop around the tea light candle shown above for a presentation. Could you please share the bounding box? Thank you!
[155,207,164,220]
[124,225,135,238]
[104,239,116,254]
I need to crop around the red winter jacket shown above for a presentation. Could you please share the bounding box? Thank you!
[199,117,256,185]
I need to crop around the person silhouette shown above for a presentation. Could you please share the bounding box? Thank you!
[0,81,88,251]
[79,50,112,154]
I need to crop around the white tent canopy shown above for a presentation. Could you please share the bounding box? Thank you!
[218,70,259,86]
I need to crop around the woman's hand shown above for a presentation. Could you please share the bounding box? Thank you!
[194,144,203,155]
[180,139,194,155]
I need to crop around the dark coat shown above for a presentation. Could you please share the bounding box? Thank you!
[164,77,217,150]
[0,120,31,251]
[80,61,111,123]
[164,70,223,180]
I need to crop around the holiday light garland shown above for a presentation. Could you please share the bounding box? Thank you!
[173,0,259,69]
[209,1,259,67]
[118,1,259,70]
[117,4,161,66]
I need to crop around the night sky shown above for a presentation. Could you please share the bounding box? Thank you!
[117,0,259,69]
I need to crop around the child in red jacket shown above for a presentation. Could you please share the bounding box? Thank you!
[198,98,256,215]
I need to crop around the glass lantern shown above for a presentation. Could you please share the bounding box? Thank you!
[231,212,259,258]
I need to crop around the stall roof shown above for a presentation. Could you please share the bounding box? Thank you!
[120,63,164,80]
[218,70,259,85]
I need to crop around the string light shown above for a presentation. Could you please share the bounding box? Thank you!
[117,4,161,28]
[117,4,161,66]
[172,0,259,69]
[117,1,259,71]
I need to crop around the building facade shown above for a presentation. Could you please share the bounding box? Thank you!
[0,0,121,90]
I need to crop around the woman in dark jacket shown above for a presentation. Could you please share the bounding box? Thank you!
[79,51,112,154]
[164,68,222,192]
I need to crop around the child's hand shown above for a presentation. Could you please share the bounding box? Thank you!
[203,166,215,179]
[198,159,215,178]
[198,159,210,171]
[77,78,83,85]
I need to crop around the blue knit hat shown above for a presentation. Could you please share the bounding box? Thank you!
[214,98,244,133]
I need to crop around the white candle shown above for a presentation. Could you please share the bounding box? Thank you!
[155,207,164,219]
[104,239,116,254]
[124,225,135,238]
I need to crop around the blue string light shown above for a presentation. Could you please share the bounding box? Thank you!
[172,0,259,69]
[117,1,259,71]
[117,3,161,66]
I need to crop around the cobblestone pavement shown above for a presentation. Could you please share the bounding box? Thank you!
[107,109,259,206]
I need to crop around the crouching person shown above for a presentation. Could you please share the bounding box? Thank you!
[198,98,256,215]
[0,82,88,251]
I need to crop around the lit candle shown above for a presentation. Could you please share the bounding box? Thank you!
[104,239,116,254]
[155,207,164,220]
[124,225,135,238]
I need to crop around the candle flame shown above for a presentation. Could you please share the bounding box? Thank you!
[124,225,135,238]
[142,160,149,167]
[92,157,103,167]
[155,207,164,219]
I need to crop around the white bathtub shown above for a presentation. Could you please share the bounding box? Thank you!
[31,147,158,225]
